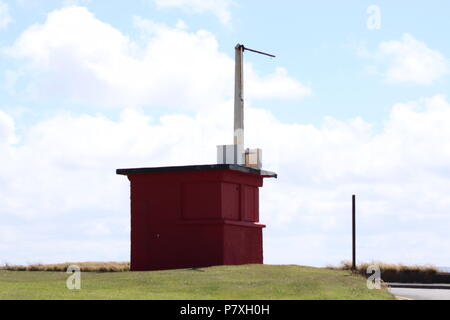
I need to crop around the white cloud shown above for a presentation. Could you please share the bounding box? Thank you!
[0,110,17,146]
[2,7,450,267]
[2,95,450,266]
[5,7,311,110]
[0,1,12,29]
[154,0,233,25]
[246,67,312,100]
[366,33,449,85]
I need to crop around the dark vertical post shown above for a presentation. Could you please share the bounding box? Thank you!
[352,194,356,272]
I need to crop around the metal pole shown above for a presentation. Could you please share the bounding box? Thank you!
[232,44,275,166]
[352,194,356,272]
[243,46,276,58]
[234,44,244,164]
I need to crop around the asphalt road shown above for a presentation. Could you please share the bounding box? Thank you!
[388,284,450,300]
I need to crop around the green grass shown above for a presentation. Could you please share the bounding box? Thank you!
[0,264,393,300]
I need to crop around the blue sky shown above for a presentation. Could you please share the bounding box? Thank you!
[3,0,450,126]
[1,1,450,267]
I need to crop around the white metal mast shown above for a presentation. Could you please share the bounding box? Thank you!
[234,44,245,164]
[217,44,275,168]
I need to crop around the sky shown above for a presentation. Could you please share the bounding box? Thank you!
[0,0,450,267]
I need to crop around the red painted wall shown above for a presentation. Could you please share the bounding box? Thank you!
[119,166,274,271]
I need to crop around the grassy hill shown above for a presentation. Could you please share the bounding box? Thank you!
[0,264,394,300]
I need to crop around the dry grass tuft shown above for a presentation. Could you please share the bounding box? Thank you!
[327,261,449,283]
[0,262,130,272]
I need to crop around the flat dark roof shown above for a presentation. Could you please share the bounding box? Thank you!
[116,164,277,178]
